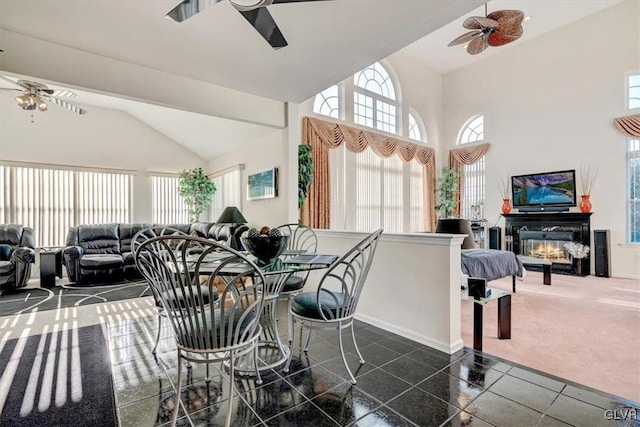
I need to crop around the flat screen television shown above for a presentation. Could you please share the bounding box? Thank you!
[511,170,576,209]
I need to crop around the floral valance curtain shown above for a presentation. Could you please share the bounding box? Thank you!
[448,143,491,216]
[300,117,437,231]
[613,113,640,138]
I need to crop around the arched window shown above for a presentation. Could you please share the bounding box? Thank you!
[313,85,340,118]
[353,62,398,134]
[408,111,426,142]
[458,115,486,221]
[629,73,640,110]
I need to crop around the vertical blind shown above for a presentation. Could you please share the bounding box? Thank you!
[331,145,424,233]
[151,175,189,224]
[461,158,485,219]
[0,165,132,247]
[628,139,640,243]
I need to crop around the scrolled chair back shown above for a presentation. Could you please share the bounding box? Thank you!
[134,235,266,352]
[275,223,318,254]
[315,229,383,321]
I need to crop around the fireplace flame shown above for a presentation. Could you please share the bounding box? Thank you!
[527,241,571,264]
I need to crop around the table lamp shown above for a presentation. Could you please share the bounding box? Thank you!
[216,206,247,225]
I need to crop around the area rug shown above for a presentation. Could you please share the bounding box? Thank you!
[0,324,117,426]
[0,279,151,317]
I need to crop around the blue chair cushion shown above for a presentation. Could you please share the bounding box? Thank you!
[184,309,257,349]
[282,275,304,293]
[291,291,348,320]
[160,286,218,309]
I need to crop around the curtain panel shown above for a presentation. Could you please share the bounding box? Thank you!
[613,114,640,138]
[448,143,491,217]
[300,117,437,231]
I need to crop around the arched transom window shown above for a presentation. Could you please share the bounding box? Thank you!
[408,112,424,142]
[353,62,398,134]
[313,85,340,119]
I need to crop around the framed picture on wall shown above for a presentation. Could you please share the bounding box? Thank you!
[247,167,278,200]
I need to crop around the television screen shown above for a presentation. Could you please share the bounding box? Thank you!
[511,170,576,207]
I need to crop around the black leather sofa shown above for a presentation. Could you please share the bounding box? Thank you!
[0,224,36,290]
[63,222,247,283]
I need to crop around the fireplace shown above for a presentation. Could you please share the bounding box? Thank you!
[504,213,592,276]
[519,230,573,265]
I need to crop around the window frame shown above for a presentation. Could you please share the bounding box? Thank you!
[457,115,486,220]
[353,61,401,135]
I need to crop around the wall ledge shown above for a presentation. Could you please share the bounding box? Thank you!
[314,229,466,247]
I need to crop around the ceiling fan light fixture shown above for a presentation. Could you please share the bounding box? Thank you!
[15,94,31,108]
[37,100,48,112]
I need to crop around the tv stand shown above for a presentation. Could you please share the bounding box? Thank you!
[517,206,570,213]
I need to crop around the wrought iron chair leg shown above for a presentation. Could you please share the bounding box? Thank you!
[338,322,357,385]
[152,313,162,354]
[283,317,295,374]
[350,323,365,364]
[303,327,312,352]
[225,355,235,427]
[206,361,210,381]
[254,343,263,385]
[172,351,183,427]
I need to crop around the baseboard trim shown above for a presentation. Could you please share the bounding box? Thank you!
[613,273,640,280]
[355,313,464,355]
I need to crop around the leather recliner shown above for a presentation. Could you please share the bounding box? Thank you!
[63,222,247,283]
[0,224,36,290]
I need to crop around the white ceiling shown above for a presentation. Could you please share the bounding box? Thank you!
[0,0,484,103]
[0,0,624,161]
[400,0,623,74]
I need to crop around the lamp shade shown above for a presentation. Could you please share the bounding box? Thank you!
[435,218,476,249]
[216,206,247,224]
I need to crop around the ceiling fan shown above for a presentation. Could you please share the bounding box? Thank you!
[448,4,524,55]
[165,0,331,50]
[0,75,87,115]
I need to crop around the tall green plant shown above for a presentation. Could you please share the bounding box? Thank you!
[435,166,460,218]
[178,167,216,223]
[298,144,314,209]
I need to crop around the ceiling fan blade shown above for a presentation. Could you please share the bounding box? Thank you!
[238,7,288,49]
[448,30,481,47]
[48,96,88,115]
[52,89,79,99]
[489,27,523,46]
[166,0,222,22]
[487,10,524,34]
[0,74,27,89]
[463,16,497,30]
[467,33,489,55]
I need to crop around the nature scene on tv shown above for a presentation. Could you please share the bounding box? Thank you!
[512,172,575,205]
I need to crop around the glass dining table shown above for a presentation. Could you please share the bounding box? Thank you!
[184,251,337,373]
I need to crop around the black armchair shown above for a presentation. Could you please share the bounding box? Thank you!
[0,224,35,290]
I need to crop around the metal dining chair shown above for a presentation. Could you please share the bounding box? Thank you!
[275,223,318,295]
[283,229,383,385]
[132,226,220,354]
[134,235,266,427]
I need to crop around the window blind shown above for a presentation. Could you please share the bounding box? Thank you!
[151,175,189,224]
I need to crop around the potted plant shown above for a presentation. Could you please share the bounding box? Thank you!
[178,167,216,223]
[435,166,460,218]
[298,144,314,210]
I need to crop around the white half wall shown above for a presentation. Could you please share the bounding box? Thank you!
[313,230,465,354]
[443,1,640,278]
[0,95,206,222]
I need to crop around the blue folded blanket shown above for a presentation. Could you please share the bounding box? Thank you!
[461,249,524,282]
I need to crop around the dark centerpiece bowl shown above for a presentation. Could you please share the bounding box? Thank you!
[241,228,289,265]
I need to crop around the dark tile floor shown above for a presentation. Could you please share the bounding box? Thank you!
[110,311,640,427]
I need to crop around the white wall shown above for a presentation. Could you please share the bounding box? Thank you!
[208,129,290,228]
[443,1,640,278]
[0,94,207,222]
[313,230,465,354]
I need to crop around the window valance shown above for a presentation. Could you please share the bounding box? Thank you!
[448,143,491,217]
[613,113,640,138]
[300,117,436,231]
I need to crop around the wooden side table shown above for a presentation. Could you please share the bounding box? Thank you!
[40,247,63,288]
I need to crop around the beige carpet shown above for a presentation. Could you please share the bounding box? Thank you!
[461,271,640,402]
